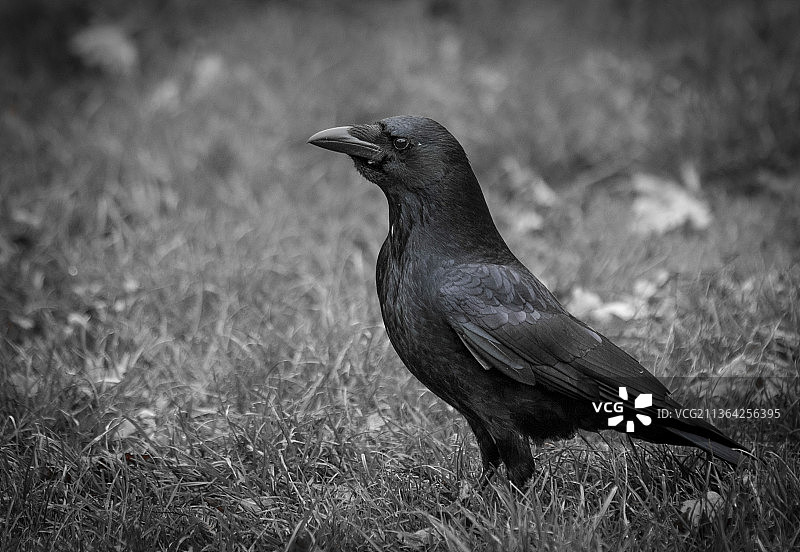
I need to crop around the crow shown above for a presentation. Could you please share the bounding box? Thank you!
[308,116,748,487]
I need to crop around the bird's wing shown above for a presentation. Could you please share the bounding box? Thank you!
[438,263,671,404]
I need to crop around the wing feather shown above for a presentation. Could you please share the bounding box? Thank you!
[439,263,670,404]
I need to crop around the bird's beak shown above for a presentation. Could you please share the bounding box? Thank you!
[307,126,383,160]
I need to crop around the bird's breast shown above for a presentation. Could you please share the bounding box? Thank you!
[376,237,455,375]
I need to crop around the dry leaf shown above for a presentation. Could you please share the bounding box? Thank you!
[510,210,544,233]
[631,173,712,235]
[397,528,436,550]
[148,79,181,112]
[70,24,138,76]
[365,412,386,432]
[567,287,637,323]
[133,409,157,439]
[123,276,140,293]
[11,208,42,229]
[500,156,558,207]
[9,314,35,331]
[633,269,670,300]
[458,480,474,501]
[681,491,724,527]
[238,496,273,513]
[111,418,137,440]
[192,54,226,95]
[67,312,90,329]
[333,486,356,503]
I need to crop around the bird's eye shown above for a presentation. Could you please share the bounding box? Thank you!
[392,137,410,151]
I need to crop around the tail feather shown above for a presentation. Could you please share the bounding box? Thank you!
[665,427,749,465]
[637,396,752,465]
[627,398,751,465]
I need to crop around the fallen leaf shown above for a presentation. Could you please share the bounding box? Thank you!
[67,312,90,329]
[123,276,140,293]
[111,418,137,440]
[567,287,637,323]
[568,287,603,316]
[133,409,157,438]
[365,412,386,433]
[9,314,35,331]
[592,302,637,322]
[96,374,122,386]
[96,353,127,386]
[192,54,226,95]
[681,491,724,527]
[70,24,138,76]
[11,208,42,229]
[633,280,656,300]
[633,269,670,300]
[397,528,436,550]
[148,79,181,112]
[458,480,474,501]
[500,156,558,207]
[333,486,356,503]
[511,210,544,234]
[238,496,273,513]
[631,173,712,235]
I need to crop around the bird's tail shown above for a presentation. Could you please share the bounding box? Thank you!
[629,396,751,465]
[631,395,752,465]
[664,427,749,465]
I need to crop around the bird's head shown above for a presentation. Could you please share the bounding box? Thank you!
[308,115,505,255]
[307,116,474,199]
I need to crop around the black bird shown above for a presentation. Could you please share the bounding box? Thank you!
[308,116,748,487]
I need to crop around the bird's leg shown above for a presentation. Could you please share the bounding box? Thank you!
[497,433,535,490]
[465,417,501,487]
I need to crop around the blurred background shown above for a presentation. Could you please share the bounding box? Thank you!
[2,0,800,445]
[1,1,799,548]
[2,0,799,439]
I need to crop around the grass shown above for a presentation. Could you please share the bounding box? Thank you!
[1,1,799,550]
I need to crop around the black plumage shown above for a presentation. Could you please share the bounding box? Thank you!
[308,116,748,487]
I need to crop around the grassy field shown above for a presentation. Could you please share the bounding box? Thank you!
[1,1,799,550]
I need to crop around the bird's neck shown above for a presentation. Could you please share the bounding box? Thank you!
[384,176,510,262]
[385,196,418,260]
